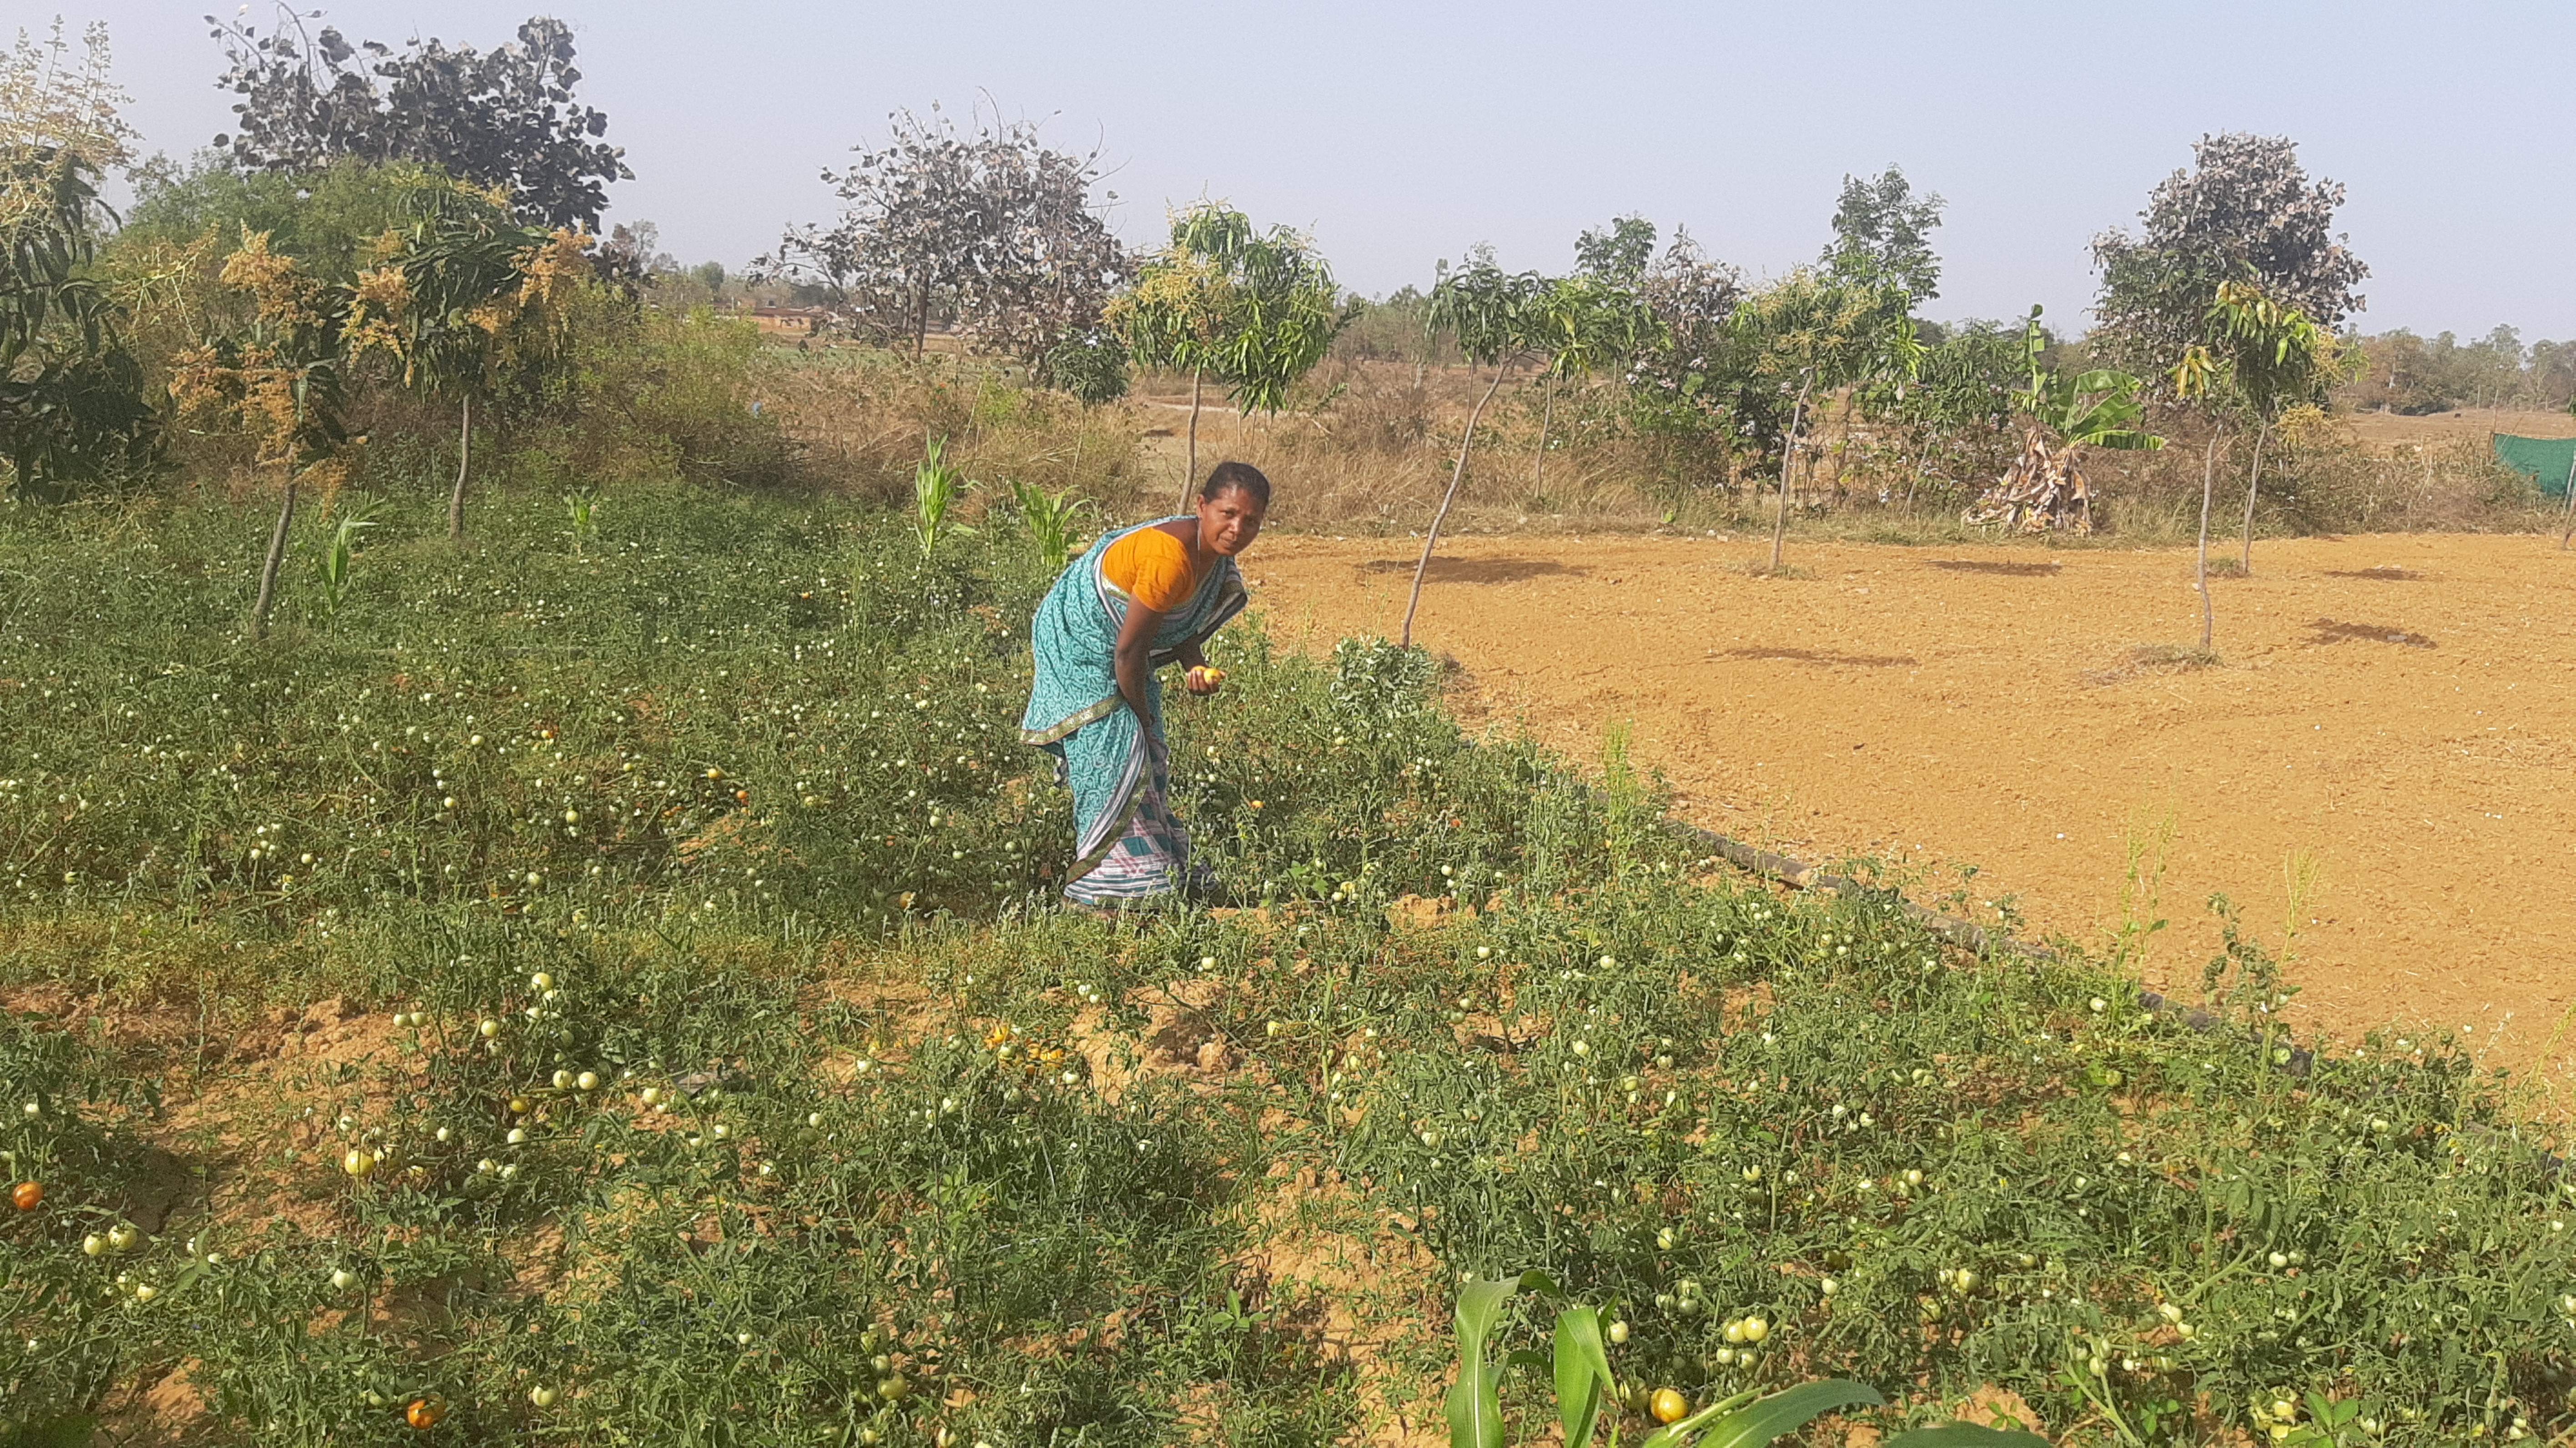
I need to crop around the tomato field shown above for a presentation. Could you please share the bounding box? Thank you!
[3,488,2573,1446]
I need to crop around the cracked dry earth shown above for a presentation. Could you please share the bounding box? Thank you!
[1247,531,2576,1075]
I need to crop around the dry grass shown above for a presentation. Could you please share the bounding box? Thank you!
[754,345,2569,544]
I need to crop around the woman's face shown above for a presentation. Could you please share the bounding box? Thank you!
[1197,486,1267,557]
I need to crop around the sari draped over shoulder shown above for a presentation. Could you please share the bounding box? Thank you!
[1019,518,1246,903]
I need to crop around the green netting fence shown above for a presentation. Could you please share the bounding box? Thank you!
[2493,433,2576,498]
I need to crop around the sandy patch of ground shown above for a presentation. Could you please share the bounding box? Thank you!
[1246,531,2576,1073]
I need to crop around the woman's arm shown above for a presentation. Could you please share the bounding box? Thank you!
[1113,601,1163,720]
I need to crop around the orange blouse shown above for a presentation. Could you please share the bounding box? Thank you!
[1101,525,1201,611]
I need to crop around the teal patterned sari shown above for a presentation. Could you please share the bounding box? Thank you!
[1018,518,1246,904]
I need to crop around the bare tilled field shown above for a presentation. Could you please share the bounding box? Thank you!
[1251,530,2576,1069]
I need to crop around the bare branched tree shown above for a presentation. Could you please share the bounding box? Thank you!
[761,107,1128,381]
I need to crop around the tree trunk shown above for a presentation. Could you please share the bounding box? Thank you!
[2197,430,2224,653]
[2559,449,2576,550]
[1176,366,1205,514]
[1824,389,1860,498]
[446,394,472,540]
[1768,370,1816,574]
[2238,418,2269,573]
[1532,379,1554,494]
[1903,432,1933,509]
[1400,362,1512,648]
[252,474,299,641]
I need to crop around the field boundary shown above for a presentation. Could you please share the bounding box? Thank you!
[1673,816,2319,1073]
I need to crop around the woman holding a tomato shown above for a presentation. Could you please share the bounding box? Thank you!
[1019,462,1268,909]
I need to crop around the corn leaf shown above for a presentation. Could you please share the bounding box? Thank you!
[1644,1379,1885,1448]
[1444,1276,1521,1448]
[1553,1305,1617,1448]
[1880,1426,2051,1448]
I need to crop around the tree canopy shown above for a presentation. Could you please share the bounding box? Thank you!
[1821,164,1944,307]
[206,9,630,231]
[763,107,1128,380]
[2091,132,2368,382]
[2,23,159,498]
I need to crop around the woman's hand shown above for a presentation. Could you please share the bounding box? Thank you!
[1182,664,1226,696]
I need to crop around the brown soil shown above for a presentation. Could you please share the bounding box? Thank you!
[2342,406,2576,450]
[1247,531,2576,1072]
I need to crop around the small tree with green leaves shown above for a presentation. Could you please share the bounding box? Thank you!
[2193,280,2341,572]
[1525,270,1660,494]
[341,191,582,538]
[1399,249,1545,646]
[170,230,361,639]
[1107,202,1348,510]
[1731,271,1905,573]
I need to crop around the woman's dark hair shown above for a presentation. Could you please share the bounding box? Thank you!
[1200,460,1271,506]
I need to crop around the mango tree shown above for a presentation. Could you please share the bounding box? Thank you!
[170,231,357,639]
[2196,280,2340,572]
[0,29,160,499]
[1399,250,1544,646]
[1527,272,1658,495]
[347,199,584,537]
[1731,271,1903,573]
[1109,202,1348,510]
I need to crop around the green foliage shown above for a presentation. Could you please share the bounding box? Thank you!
[1576,216,1659,288]
[1328,635,1438,721]
[2340,326,2576,415]
[309,502,377,622]
[1533,274,1661,383]
[0,490,2572,1444]
[2184,282,2345,424]
[1114,202,1350,417]
[2015,307,2162,452]
[117,159,500,283]
[1426,248,1546,369]
[1447,1276,1885,1448]
[205,11,630,230]
[1007,476,1089,572]
[512,295,791,489]
[562,488,598,553]
[762,109,1127,370]
[2090,133,2367,386]
[1044,327,1129,405]
[0,146,160,498]
[1823,165,1946,307]
[912,435,972,558]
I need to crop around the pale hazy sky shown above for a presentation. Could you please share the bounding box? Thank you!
[53,0,2576,340]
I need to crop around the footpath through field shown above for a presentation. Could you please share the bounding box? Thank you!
[1248,532,2576,1071]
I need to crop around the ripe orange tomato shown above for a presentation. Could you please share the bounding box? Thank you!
[405,1396,447,1429]
[9,1180,41,1211]
[1651,1388,1690,1424]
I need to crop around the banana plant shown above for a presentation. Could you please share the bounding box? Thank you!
[2012,310,2159,454]
[1447,1273,2050,1448]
